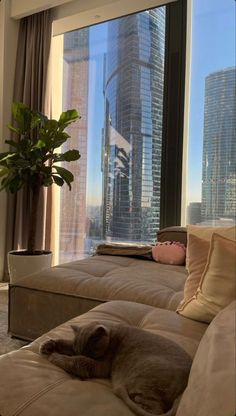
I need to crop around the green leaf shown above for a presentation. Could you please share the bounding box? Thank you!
[30,113,42,130]
[54,165,74,190]
[0,152,16,163]
[56,149,81,162]
[5,140,18,148]
[51,132,70,149]
[52,175,64,187]
[7,125,20,135]
[58,109,80,127]
[0,167,9,177]
[12,102,31,133]
[34,139,46,149]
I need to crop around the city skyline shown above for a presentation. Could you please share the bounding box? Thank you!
[56,0,235,260]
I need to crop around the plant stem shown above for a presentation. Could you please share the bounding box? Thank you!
[27,177,41,254]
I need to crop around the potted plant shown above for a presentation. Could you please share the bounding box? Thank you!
[0,102,81,282]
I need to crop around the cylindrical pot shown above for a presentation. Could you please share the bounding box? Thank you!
[8,250,53,284]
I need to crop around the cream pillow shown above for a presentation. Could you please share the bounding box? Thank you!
[178,233,236,323]
[185,225,236,271]
[176,301,236,416]
[180,234,210,303]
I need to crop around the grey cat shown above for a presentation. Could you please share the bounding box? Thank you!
[40,322,192,416]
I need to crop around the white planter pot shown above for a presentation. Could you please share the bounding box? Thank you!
[8,250,53,284]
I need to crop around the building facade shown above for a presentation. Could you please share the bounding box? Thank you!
[201,67,236,222]
[102,8,166,242]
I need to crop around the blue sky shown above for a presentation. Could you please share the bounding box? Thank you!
[188,0,235,202]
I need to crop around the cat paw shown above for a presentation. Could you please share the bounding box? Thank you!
[48,352,64,367]
[40,339,56,355]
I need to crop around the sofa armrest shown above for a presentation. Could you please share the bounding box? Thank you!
[157,226,187,246]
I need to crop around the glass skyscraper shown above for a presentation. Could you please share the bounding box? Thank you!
[102,8,166,242]
[201,67,236,222]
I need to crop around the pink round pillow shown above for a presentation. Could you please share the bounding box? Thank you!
[152,241,186,265]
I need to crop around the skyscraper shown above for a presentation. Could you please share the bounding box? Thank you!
[102,8,166,242]
[201,67,236,223]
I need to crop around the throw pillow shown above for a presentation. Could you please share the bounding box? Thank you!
[152,241,186,265]
[177,233,236,323]
[176,301,236,416]
[180,234,210,303]
[185,225,236,271]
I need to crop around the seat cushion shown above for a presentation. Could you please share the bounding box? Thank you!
[9,255,187,340]
[0,300,207,416]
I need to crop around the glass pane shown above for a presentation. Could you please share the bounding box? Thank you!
[57,7,166,263]
[186,0,235,226]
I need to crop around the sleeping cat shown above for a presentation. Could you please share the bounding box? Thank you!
[40,322,192,416]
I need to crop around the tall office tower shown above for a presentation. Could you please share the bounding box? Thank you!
[187,202,202,225]
[201,67,236,223]
[59,30,89,262]
[102,8,166,242]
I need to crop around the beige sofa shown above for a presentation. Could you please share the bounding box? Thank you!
[9,227,187,341]
[0,300,235,416]
[1,226,234,416]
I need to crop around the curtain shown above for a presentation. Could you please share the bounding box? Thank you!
[3,10,52,280]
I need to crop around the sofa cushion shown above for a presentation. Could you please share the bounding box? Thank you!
[177,233,236,323]
[182,234,210,301]
[176,301,236,416]
[0,300,207,416]
[185,224,236,270]
[157,226,187,246]
[9,255,187,340]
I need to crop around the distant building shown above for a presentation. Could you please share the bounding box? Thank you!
[187,202,201,224]
[102,8,166,242]
[201,67,236,223]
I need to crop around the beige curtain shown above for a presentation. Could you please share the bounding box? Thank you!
[4,10,52,280]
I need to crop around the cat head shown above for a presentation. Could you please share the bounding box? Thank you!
[71,322,110,359]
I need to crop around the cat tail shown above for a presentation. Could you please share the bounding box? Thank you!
[114,385,181,416]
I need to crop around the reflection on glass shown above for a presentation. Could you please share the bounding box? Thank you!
[58,7,166,263]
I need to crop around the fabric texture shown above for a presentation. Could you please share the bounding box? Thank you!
[152,242,186,265]
[0,300,207,416]
[177,233,236,323]
[177,301,236,416]
[157,226,187,246]
[9,255,187,340]
[96,243,153,259]
[185,225,236,271]
[4,10,53,280]
[181,234,210,302]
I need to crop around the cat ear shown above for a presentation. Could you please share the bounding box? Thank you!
[71,325,80,334]
[92,325,109,338]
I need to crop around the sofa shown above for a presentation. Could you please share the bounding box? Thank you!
[8,227,187,341]
[0,226,235,416]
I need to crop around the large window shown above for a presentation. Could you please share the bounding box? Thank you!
[185,0,235,226]
[55,7,167,263]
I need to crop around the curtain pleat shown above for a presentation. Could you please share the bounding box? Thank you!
[3,10,52,280]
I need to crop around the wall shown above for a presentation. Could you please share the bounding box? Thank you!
[0,0,19,280]
[52,0,174,35]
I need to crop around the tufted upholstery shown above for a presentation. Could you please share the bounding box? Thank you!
[9,255,187,340]
[0,300,207,416]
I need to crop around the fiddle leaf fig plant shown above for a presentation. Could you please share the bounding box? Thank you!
[0,102,81,254]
